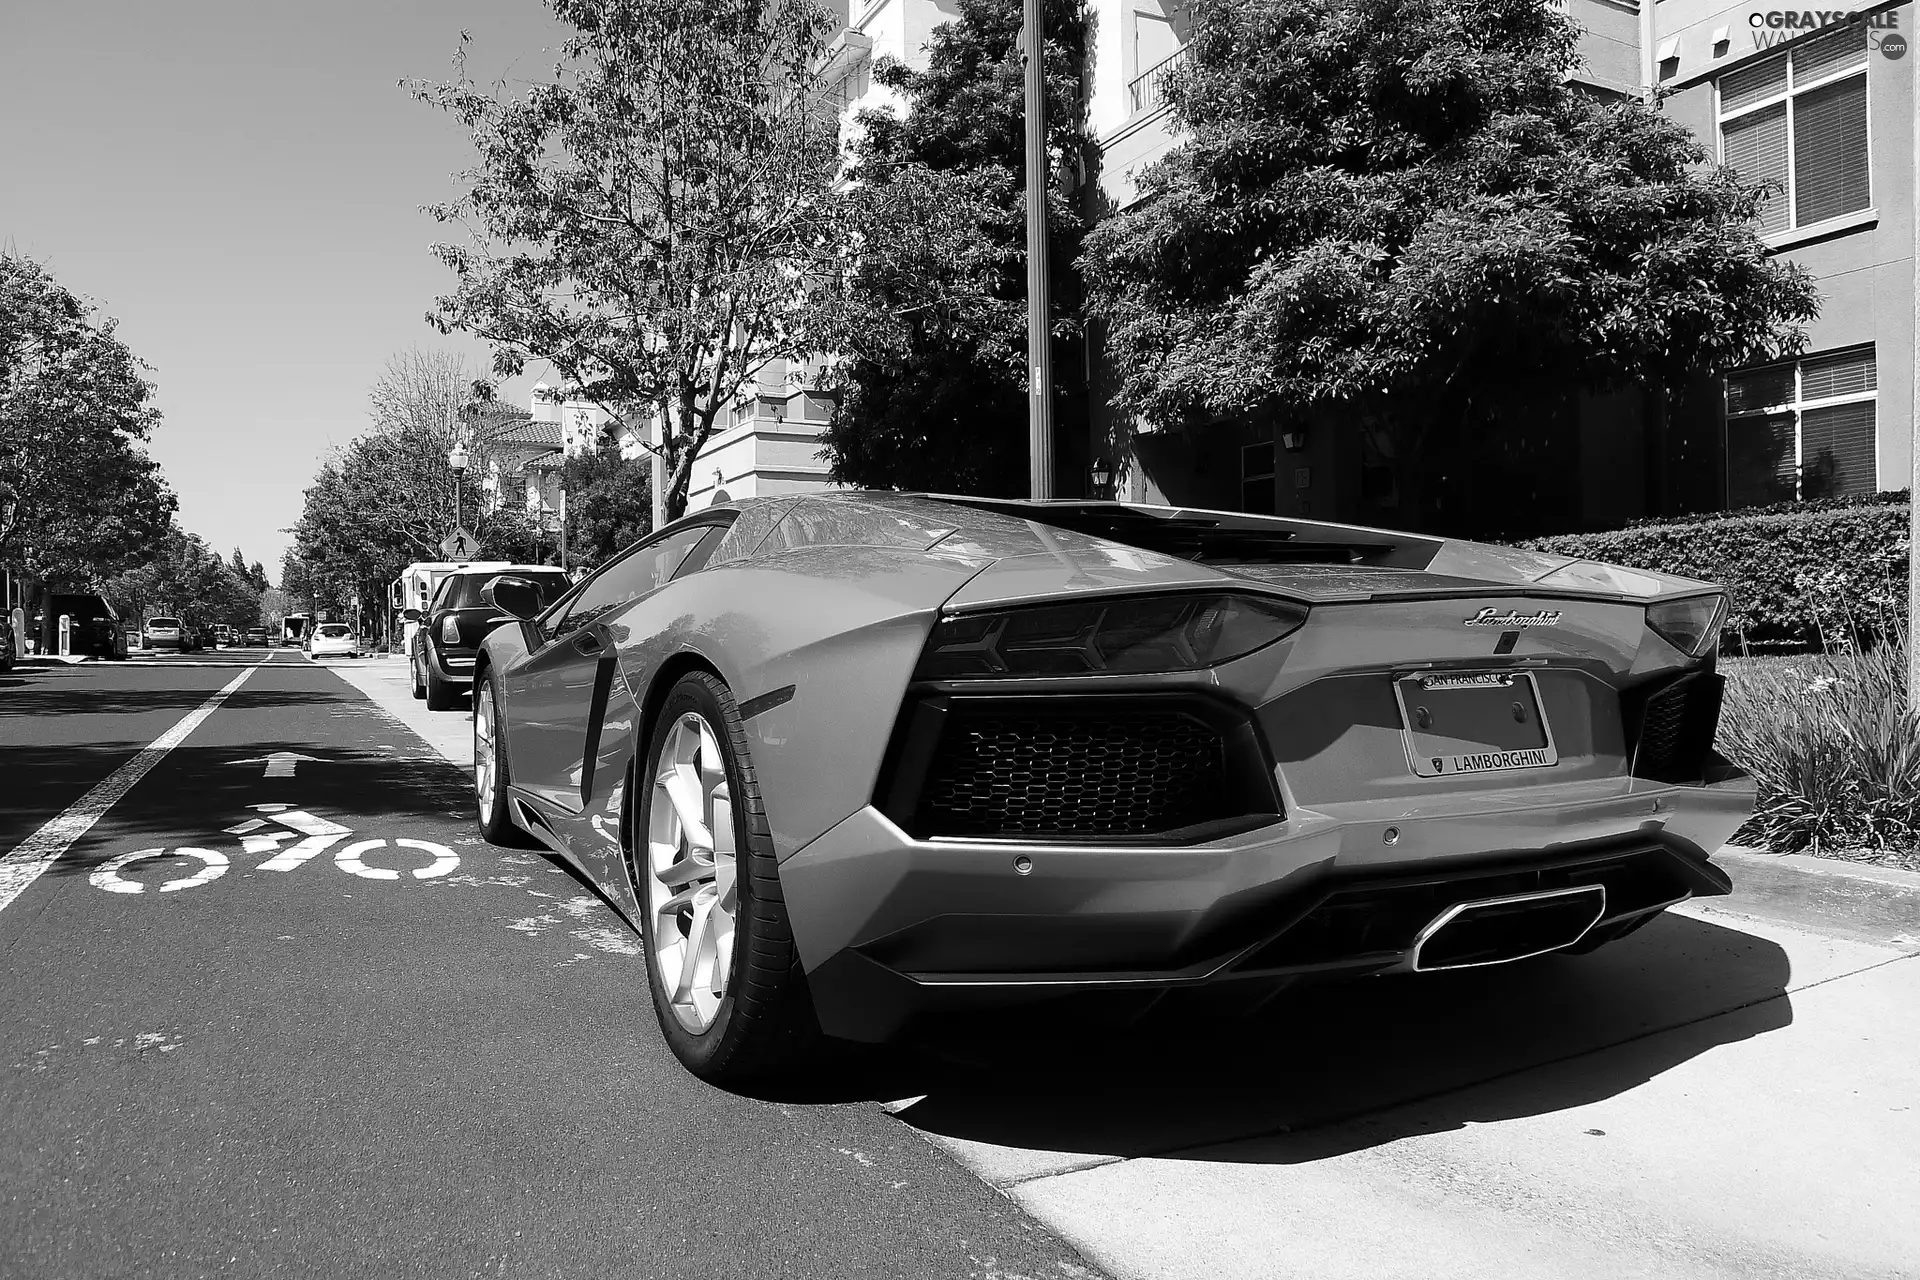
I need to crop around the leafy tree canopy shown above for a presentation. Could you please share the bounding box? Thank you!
[105,525,262,635]
[816,0,1090,497]
[560,440,653,569]
[0,254,175,588]
[412,0,845,521]
[1081,0,1821,526]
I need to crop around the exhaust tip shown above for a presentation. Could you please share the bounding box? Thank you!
[1412,884,1607,972]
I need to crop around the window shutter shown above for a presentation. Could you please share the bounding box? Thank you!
[1793,75,1870,225]
[1792,24,1867,84]
[1720,54,1788,112]
[1726,413,1798,508]
[1799,401,1877,498]
[1800,346,1876,400]
[1722,103,1790,234]
[1726,362,1795,413]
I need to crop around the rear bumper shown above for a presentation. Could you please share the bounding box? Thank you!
[780,769,1755,1042]
[424,641,476,682]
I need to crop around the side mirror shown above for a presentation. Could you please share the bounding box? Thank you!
[402,608,421,622]
[483,575,544,621]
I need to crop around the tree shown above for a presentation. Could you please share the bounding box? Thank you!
[561,441,653,569]
[814,0,1092,497]
[0,255,176,619]
[248,560,269,592]
[105,526,261,635]
[1080,0,1821,532]
[413,0,845,523]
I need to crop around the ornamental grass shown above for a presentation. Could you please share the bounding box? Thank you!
[1718,619,1920,868]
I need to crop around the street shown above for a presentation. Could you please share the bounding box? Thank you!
[3,653,1918,1279]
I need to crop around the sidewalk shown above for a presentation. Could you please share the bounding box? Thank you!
[323,653,474,772]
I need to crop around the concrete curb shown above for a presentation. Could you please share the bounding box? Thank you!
[1707,845,1920,946]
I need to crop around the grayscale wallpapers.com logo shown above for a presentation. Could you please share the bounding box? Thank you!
[1748,9,1906,58]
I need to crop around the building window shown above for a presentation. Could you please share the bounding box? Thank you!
[1717,25,1870,235]
[1725,345,1877,506]
[1241,442,1276,515]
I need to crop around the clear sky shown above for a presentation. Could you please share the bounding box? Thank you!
[0,1,574,581]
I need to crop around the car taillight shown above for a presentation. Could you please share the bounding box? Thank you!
[914,593,1310,680]
[440,615,462,646]
[1646,594,1727,658]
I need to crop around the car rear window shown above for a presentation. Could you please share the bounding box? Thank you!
[51,596,114,621]
[149,617,180,627]
[318,625,350,637]
[447,571,572,609]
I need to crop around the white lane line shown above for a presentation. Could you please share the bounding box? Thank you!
[0,664,260,914]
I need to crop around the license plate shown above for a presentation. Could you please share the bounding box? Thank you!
[1393,671,1558,778]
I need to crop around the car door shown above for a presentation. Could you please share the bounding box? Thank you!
[502,520,729,813]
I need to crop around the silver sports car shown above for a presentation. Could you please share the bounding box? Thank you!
[470,493,1753,1084]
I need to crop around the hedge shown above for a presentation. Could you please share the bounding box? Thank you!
[1523,498,1910,646]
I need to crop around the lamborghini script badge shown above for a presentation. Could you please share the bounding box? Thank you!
[1464,607,1562,628]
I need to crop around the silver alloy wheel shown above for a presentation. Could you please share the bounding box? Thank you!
[475,682,497,818]
[646,711,738,1034]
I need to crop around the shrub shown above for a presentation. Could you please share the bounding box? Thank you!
[1525,499,1909,646]
[1718,629,1920,865]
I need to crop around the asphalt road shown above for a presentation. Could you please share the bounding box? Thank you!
[0,655,1102,1280]
[6,651,1919,1280]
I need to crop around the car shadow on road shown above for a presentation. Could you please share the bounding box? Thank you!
[0,681,331,719]
[797,911,1793,1164]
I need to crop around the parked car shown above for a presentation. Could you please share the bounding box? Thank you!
[469,493,1754,1087]
[144,616,183,650]
[244,626,268,647]
[306,622,358,660]
[410,564,572,711]
[33,594,128,659]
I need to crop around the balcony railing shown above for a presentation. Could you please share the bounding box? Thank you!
[1128,46,1188,116]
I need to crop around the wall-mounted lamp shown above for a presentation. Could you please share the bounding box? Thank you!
[1281,429,1309,452]
[1089,457,1112,496]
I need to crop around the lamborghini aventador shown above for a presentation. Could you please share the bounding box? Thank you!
[468,493,1753,1084]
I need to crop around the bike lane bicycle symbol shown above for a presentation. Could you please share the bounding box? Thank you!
[90,803,460,895]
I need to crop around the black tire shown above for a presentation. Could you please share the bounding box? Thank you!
[410,652,427,700]
[424,655,461,711]
[474,669,542,848]
[632,671,824,1086]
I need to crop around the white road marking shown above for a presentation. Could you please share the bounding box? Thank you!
[231,750,322,778]
[255,832,348,871]
[0,664,258,914]
[89,847,229,894]
[334,837,459,881]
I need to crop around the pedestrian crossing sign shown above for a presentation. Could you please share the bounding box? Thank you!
[440,528,480,560]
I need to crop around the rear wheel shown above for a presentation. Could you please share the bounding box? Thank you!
[424,654,461,711]
[632,672,823,1086]
[474,673,541,848]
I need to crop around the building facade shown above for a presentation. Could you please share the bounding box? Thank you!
[1082,0,1914,535]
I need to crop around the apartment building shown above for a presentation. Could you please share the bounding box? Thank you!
[1084,0,1914,534]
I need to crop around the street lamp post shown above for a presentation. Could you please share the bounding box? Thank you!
[1024,0,1055,499]
[448,442,469,544]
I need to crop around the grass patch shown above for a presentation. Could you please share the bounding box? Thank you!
[1718,637,1920,870]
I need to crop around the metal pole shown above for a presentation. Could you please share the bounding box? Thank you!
[1024,0,1056,499]
[1908,67,1919,700]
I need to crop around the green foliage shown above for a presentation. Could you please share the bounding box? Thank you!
[1080,0,1819,527]
[0,254,176,588]
[816,0,1090,496]
[104,526,262,635]
[1524,501,1908,647]
[412,0,844,522]
[1624,487,1906,530]
[561,441,653,569]
[1720,641,1920,866]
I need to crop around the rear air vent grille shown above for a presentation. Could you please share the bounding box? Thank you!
[876,694,1283,844]
[1628,672,1724,783]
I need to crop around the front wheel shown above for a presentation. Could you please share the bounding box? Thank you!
[633,672,823,1086]
[474,672,541,848]
[410,653,427,700]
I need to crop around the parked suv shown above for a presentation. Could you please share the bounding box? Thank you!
[409,565,572,710]
[35,594,128,659]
